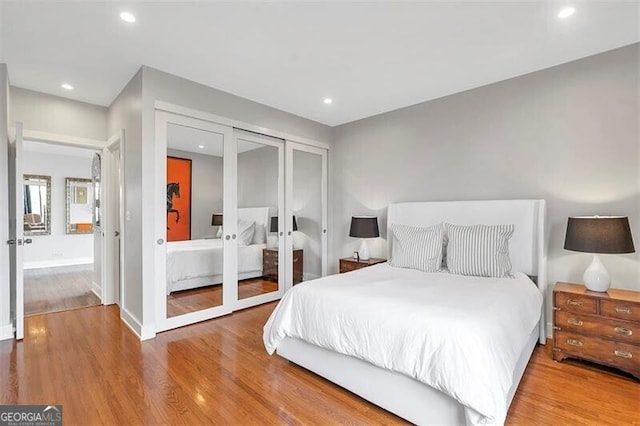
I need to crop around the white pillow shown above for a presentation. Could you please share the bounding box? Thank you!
[237,220,256,246]
[252,223,266,244]
[445,223,514,278]
[389,223,444,273]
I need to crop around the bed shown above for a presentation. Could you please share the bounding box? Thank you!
[263,199,547,425]
[166,207,270,294]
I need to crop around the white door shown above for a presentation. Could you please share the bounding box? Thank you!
[8,123,25,339]
[285,141,328,288]
[155,111,236,332]
[234,129,285,310]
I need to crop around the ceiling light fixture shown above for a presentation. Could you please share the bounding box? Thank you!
[557,7,575,19]
[61,83,74,90]
[120,11,136,23]
[323,98,333,105]
[198,145,205,149]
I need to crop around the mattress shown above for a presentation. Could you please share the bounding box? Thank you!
[166,238,266,293]
[263,263,543,425]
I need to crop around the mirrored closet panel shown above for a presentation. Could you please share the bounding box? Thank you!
[288,142,328,282]
[235,130,284,309]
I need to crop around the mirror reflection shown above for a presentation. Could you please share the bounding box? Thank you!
[165,123,224,318]
[237,139,280,300]
[24,174,51,236]
[66,177,94,234]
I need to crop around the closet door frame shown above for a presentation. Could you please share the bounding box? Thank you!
[155,110,237,332]
[285,141,328,290]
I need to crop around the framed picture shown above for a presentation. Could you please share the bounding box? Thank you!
[166,156,192,241]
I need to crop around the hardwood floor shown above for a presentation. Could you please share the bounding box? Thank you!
[1,302,638,425]
[167,278,278,317]
[24,264,101,316]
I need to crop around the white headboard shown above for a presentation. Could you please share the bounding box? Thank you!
[387,199,547,343]
[238,207,270,242]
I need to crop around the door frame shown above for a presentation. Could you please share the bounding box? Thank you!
[8,122,24,339]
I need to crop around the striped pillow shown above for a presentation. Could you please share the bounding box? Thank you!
[445,224,514,278]
[389,224,444,272]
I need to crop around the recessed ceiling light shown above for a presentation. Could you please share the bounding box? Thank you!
[557,7,575,19]
[120,11,136,23]
[198,145,205,149]
[323,98,333,105]
[61,83,74,90]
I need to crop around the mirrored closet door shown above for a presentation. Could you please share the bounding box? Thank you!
[155,111,236,332]
[286,141,328,283]
[234,130,285,310]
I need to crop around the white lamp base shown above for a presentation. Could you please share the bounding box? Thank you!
[216,227,223,238]
[358,239,370,261]
[583,254,611,292]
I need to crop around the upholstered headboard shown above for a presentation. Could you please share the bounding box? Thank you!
[387,199,547,343]
[238,207,270,243]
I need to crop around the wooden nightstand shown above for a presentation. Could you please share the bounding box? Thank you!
[263,249,303,285]
[553,282,640,379]
[339,257,386,273]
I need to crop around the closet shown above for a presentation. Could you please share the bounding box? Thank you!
[154,109,328,332]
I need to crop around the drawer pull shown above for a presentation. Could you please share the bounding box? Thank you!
[615,307,632,315]
[614,350,633,359]
[567,318,583,326]
[566,299,583,307]
[614,327,633,336]
[566,338,583,347]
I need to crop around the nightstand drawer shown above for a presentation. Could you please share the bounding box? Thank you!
[555,310,640,345]
[555,292,597,315]
[555,331,640,375]
[600,299,640,322]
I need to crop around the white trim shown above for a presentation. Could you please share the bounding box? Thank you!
[13,128,107,150]
[0,323,13,341]
[155,100,330,150]
[120,307,155,340]
[90,281,101,300]
[23,257,93,269]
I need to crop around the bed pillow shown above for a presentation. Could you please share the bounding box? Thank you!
[252,223,266,244]
[445,223,514,278]
[389,223,444,272]
[238,220,256,246]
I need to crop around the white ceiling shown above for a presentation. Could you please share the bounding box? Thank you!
[1,2,638,127]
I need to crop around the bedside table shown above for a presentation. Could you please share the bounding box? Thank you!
[339,257,386,273]
[553,282,640,379]
[263,249,303,285]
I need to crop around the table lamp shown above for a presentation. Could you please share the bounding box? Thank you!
[564,216,635,292]
[211,213,223,238]
[349,216,379,261]
[269,216,298,233]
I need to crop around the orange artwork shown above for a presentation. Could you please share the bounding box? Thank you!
[166,156,192,242]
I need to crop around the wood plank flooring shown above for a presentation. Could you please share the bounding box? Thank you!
[24,264,101,316]
[1,302,638,425]
[167,278,278,317]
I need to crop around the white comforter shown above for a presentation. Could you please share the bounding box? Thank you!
[166,239,265,293]
[263,264,542,425]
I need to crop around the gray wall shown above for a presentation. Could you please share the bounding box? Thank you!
[107,69,145,332]
[332,44,640,327]
[0,64,10,339]
[167,149,223,240]
[10,87,107,140]
[238,145,279,211]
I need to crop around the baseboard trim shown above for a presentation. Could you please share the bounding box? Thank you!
[120,308,155,341]
[0,323,14,341]
[90,281,101,301]
[24,257,93,270]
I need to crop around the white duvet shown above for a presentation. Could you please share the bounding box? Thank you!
[263,263,542,425]
[166,239,265,293]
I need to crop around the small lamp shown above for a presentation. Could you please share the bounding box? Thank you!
[349,216,379,261]
[270,216,298,233]
[211,213,223,238]
[564,216,635,292]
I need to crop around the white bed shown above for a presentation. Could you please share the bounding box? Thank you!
[264,199,547,425]
[166,207,270,294]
